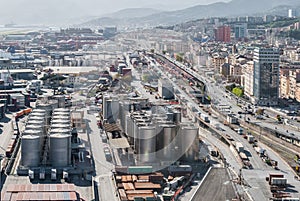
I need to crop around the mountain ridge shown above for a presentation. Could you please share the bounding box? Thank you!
[81,0,300,28]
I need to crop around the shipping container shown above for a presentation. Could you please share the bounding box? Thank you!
[128,166,153,174]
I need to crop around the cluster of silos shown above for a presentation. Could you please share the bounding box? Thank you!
[21,109,47,167]
[102,95,120,124]
[119,102,200,164]
[49,108,71,167]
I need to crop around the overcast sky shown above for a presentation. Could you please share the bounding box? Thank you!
[0,0,230,25]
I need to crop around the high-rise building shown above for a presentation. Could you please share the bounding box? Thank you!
[215,25,231,43]
[234,23,247,39]
[253,47,280,106]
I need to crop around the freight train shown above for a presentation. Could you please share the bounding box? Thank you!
[15,108,32,120]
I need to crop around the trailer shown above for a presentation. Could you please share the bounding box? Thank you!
[271,178,287,187]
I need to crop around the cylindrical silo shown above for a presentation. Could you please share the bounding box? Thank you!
[52,115,70,120]
[137,126,156,163]
[53,108,69,112]
[23,129,44,150]
[180,126,199,162]
[35,103,52,129]
[26,120,46,134]
[28,115,45,121]
[49,134,71,167]
[32,109,46,114]
[52,112,69,116]
[126,115,134,144]
[53,95,65,108]
[156,124,177,161]
[50,128,71,135]
[50,124,70,129]
[166,112,174,122]
[133,119,148,150]
[21,135,40,167]
[51,119,70,124]
[174,110,181,124]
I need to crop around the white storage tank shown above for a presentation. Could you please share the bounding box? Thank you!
[21,135,40,167]
[50,128,71,135]
[49,134,71,167]
[137,126,157,163]
[156,124,177,161]
[51,124,70,129]
[180,126,199,162]
[52,115,70,120]
[53,95,65,108]
[53,108,69,112]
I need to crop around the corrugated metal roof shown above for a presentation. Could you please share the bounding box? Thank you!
[134,182,161,189]
[10,192,17,201]
[5,184,79,201]
[3,192,12,201]
[123,182,135,190]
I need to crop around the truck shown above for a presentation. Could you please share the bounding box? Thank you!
[267,173,284,185]
[271,178,287,186]
[235,142,244,153]
[29,170,34,180]
[200,113,210,123]
[247,135,255,143]
[51,169,57,180]
[39,168,45,180]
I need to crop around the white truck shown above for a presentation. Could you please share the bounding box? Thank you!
[235,142,244,153]
[51,169,57,180]
[29,170,34,180]
[200,113,210,123]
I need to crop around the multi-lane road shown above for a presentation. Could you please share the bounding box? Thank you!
[149,53,300,200]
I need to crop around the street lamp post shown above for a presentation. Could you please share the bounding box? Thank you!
[0,153,4,201]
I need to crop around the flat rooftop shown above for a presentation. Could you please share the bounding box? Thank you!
[191,168,236,201]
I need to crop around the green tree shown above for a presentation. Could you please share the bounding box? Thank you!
[232,87,244,97]
[176,54,183,62]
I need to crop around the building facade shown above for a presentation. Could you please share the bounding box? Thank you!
[215,26,231,43]
[253,47,280,106]
[234,23,247,39]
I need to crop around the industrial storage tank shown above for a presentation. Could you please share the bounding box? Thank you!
[23,129,44,150]
[30,111,46,117]
[52,112,69,116]
[49,134,71,167]
[137,126,157,163]
[50,128,71,135]
[50,124,70,129]
[51,119,70,124]
[103,98,119,124]
[32,109,46,113]
[151,106,166,115]
[156,124,177,161]
[52,115,70,120]
[26,120,44,125]
[28,115,45,121]
[26,120,46,133]
[134,122,150,150]
[53,108,69,112]
[21,135,40,167]
[25,124,44,132]
[173,110,181,124]
[53,95,65,108]
[35,103,52,126]
[119,101,130,131]
[180,126,199,162]
[166,112,174,122]
[126,115,134,145]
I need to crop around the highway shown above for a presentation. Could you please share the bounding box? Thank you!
[148,54,300,200]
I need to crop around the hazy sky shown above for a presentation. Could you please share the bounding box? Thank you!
[0,0,230,25]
